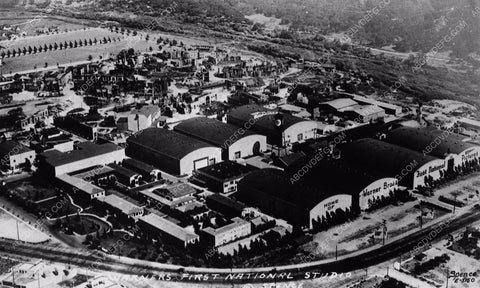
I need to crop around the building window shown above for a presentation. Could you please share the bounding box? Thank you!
[234,151,241,159]
[297,133,303,141]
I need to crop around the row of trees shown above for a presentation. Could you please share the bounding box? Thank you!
[0,36,121,59]
[418,159,480,193]
[365,189,415,212]
[311,207,358,232]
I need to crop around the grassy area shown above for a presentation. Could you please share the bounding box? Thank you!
[57,274,92,288]
[54,214,110,236]
[0,258,18,275]
[0,12,90,36]
[7,178,58,201]
[36,196,79,219]
[1,28,116,50]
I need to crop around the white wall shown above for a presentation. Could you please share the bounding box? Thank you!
[180,147,222,175]
[413,159,446,188]
[283,121,318,146]
[9,150,36,172]
[359,178,399,210]
[227,134,267,160]
[309,194,352,229]
[55,149,125,176]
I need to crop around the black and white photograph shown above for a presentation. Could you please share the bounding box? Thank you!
[0,0,479,287]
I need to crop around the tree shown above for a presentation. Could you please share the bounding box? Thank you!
[24,159,32,172]
[87,55,93,61]
[44,62,48,68]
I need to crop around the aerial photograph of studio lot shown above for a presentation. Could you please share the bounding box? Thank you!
[0,1,480,288]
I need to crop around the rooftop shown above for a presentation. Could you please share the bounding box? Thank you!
[174,117,257,147]
[56,174,105,195]
[139,213,199,243]
[227,105,313,139]
[352,95,402,111]
[385,127,477,157]
[0,140,33,158]
[131,105,160,118]
[202,217,249,236]
[238,168,341,210]
[196,160,256,181]
[206,194,246,212]
[123,158,158,174]
[127,128,214,160]
[457,117,480,128]
[41,142,123,167]
[153,182,196,198]
[108,163,139,178]
[350,105,385,117]
[342,138,440,176]
[102,194,142,214]
[320,98,358,110]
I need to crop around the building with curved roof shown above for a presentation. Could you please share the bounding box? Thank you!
[126,128,222,176]
[385,127,480,170]
[293,157,399,211]
[237,168,352,229]
[341,138,445,189]
[227,105,317,147]
[173,117,267,160]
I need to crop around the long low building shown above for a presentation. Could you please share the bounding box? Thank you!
[39,142,125,176]
[293,157,399,211]
[194,161,257,193]
[0,140,36,173]
[341,138,445,189]
[384,126,480,170]
[108,163,142,187]
[101,194,144,220]
[227,105,318,147]
[122,158,161,182]
[138,213,199,248]
[126,128,222,176]
[139,182,197,209]
[237,168,353,229]
[174,117,267,160]
[201,217,251,247]
[56,174,105,200]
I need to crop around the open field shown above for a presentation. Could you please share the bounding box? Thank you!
[403,247,480,288]
[0,28,119,51]
[0,11,91,35]
[245,14,290,31]
[305,199,450,260]
[0,208,49,243]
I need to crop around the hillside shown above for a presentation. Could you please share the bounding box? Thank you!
[237,0,480,57]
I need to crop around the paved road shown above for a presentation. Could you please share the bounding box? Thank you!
[1,206,479,284]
